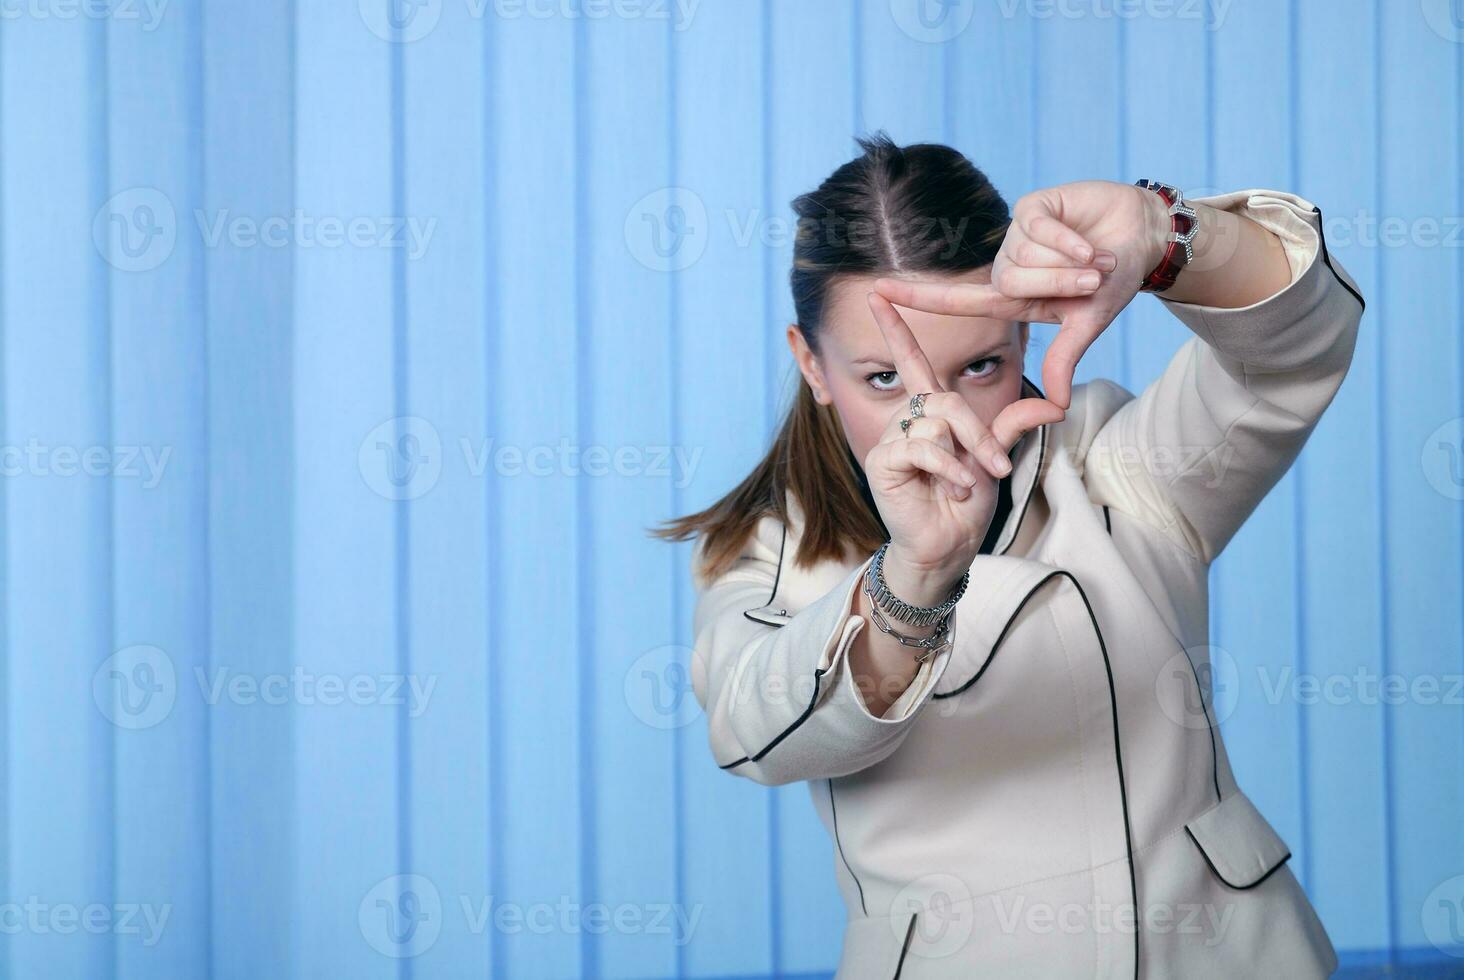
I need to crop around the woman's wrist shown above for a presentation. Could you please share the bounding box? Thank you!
[1136,182,1174,276]
[880,544,970,610]
[1134,185,1290,308]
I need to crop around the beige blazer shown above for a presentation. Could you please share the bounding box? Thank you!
[689,189,1364,979]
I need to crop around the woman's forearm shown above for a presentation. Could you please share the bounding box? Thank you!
[846,587,929,718]
[844,557,955,718]
[1144,191,1292,310]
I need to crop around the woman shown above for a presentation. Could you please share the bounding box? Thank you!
[653,133,1362,978]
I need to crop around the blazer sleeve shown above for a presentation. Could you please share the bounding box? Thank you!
[688,518,956,786]
[1082,189,1365,564]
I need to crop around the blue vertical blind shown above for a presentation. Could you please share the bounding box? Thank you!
[0,0,1458,976]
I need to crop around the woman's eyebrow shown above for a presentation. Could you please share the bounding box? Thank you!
[852,340,1009,367]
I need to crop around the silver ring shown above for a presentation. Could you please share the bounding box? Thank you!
[910,392,931,419]
[899,417,913,438]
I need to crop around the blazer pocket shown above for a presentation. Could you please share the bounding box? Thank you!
[1184,790,1293,890]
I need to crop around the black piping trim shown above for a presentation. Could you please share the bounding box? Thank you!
[933,570,1061,700]
[1312,205,1365,313]
[929,569,1140,978]
[995,376,1049,557]
[1102,504,1112,536]
[1183,827,1292,891]
[828,780,867,915]
[742,521,788,627]
[1176,642,1223,805]
[892,912,916,978]
[716,665,826,771]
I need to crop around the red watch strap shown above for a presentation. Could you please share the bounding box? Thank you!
[1135,180,1195,293]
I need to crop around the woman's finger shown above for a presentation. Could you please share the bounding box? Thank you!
[884,413,954,454]
[993,263,1106,299]
[987,396,1068,452]
[1020,211,1100,265]
[1040,313,1110,411]
[866,291,947,395]
[883,436,980,496]
[879,414,975,499]
[1006,237,1119,274]
[870,278,1030,320]
[912,391,1012,478]
[1005,237,1117,273]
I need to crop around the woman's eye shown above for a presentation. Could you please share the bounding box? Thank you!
[964,357,1002,379]
[865,358,1002,392]
[866,370,900,392]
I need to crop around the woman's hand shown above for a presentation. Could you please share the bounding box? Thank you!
[861,291,1064,603]
[875,180,1169,413]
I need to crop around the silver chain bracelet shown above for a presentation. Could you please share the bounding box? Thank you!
[860,541,967,660]
[864,599,953,663]
[864,541,968,625]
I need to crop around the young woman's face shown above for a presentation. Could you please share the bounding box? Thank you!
[788,267,1030,472]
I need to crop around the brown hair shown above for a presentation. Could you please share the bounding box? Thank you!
[650,131,1012,586]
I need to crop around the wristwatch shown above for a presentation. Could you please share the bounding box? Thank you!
[1134,179,1199,293]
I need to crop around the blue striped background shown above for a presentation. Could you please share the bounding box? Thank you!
[0,0,1460,976]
